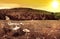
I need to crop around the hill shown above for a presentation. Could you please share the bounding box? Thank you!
[0,8,58,20]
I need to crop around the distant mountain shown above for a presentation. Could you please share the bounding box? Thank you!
[0,8,58,20]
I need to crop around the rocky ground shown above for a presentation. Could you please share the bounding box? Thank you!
[0,8,58,20]
[0,20,60,39]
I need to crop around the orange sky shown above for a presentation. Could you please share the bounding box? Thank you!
[0,0,60,12]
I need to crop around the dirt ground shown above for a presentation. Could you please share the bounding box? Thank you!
[0,20,60,39]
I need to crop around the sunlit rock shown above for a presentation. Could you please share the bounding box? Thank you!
[8,22,20,26]
[20,22,24,25]
[5,16,10,20]
[23,29,30,33]
[12,25,20,30]
[20,23,23,24]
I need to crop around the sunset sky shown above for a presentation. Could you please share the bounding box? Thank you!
[0,0,60,12]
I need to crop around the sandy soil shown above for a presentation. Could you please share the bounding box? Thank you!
[0,20,60,39]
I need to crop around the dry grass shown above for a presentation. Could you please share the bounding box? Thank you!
[0,20,60,39]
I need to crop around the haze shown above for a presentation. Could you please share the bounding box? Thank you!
[0,0,60,12]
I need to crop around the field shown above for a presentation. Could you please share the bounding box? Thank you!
[0,20,60,39]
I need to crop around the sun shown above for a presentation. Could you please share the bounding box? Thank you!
[52,1,59,9]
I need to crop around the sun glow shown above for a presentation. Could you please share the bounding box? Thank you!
[52,1,59,9]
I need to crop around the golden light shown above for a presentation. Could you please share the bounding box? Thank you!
[52,1,59,9]
[0,3,20,9]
